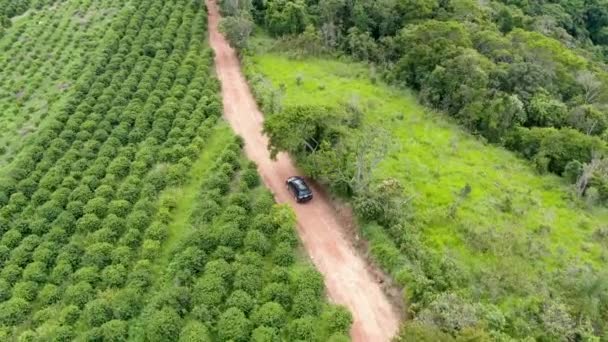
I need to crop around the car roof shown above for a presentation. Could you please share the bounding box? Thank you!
[288,176,310,190]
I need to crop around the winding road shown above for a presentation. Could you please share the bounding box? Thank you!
[206,1,401,340]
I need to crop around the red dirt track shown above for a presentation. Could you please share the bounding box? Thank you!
[206,1,400,340]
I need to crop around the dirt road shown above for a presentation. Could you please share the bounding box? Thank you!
[206,1,400,340]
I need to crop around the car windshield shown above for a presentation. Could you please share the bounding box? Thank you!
[293,180,309,191]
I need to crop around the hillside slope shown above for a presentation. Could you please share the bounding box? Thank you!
[244,50,608,340]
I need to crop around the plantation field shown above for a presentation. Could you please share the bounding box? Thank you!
[0,0,352,340]
[0,0,122,167]
[126,126,352,341]
[245,51,608,338]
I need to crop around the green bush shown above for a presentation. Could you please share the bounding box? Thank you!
[111,246,133,266]
[228,192,252,212]
[194,199,221,223]
[204,258,233,284]
[217,308,251,342]
[193,274,228,307]
[506,127,606,175]
[167,246,207,284]
[102,214,126,237]
[226,290,255,314]
[94,185,115,200]
[287,316,317,341]
[0,297,30,325]
[261,282,292,309]
[31,189,51,206]
[38,284,60,305]
[144,308,182,342]
[32,245,56,266]
[66,201,84,218]
[271,242,295,266]
[83,243,113,268]
[64,281,94,308]
[70,185,94,203]
[244,230,271,255]
[111,288,143,320]
[18,330,36,342]
[179,321,212,342]
[394,322,455,342]
[252,302,287,329]
[241,166,261,188]
[84,197,108,218]
[1,229,22,248]
[145,221,168,241]
[141,239,161,259]
[321,306,353,335]
[59,305,81,325]
[12,281,39,301]
[119,228,141,248]
[22,261,47,283]
[77,214,102,233]
[292,268,325,297]
[0,279,11,301]
[128,260,154,289]
[83,298,113,327]
[251,326,280,342]
[191,304,217,324]
[233,263,264,295]
[49,262,73,284]
[107,200,131,218]
[291,289,320,317]
[101,264,127,288]
[214,223,245,249]
[99,320,129,342]
[0,265,22,285]
[108,156,131,178]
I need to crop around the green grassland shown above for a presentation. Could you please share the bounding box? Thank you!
[0,0,122,166]
[245,50,608,336]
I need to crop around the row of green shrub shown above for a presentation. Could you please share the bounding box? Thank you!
[125,138,352,341]
[0,0,229,339]
[0,0,118,166]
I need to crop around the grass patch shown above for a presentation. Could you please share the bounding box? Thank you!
[157,122,234,265]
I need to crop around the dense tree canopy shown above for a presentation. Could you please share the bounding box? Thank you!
[240,0,608,203]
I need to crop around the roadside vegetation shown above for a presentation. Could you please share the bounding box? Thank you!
[0,0,352,340]
[218,0,608,340]
[245,51,608,341]
[129,130,352,342]
[222,0,608,204]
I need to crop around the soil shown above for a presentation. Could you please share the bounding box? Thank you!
[206,1,401,341]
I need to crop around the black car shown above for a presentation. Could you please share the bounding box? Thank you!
[286,176,313,203]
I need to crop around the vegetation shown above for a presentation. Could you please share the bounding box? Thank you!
[126,133,350,341]
[0,0,58,27]
[243,52,608,340]
[216,0,608,338]
[225,0,608,205]
[0,0,121,167]
[0,0,351,340]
